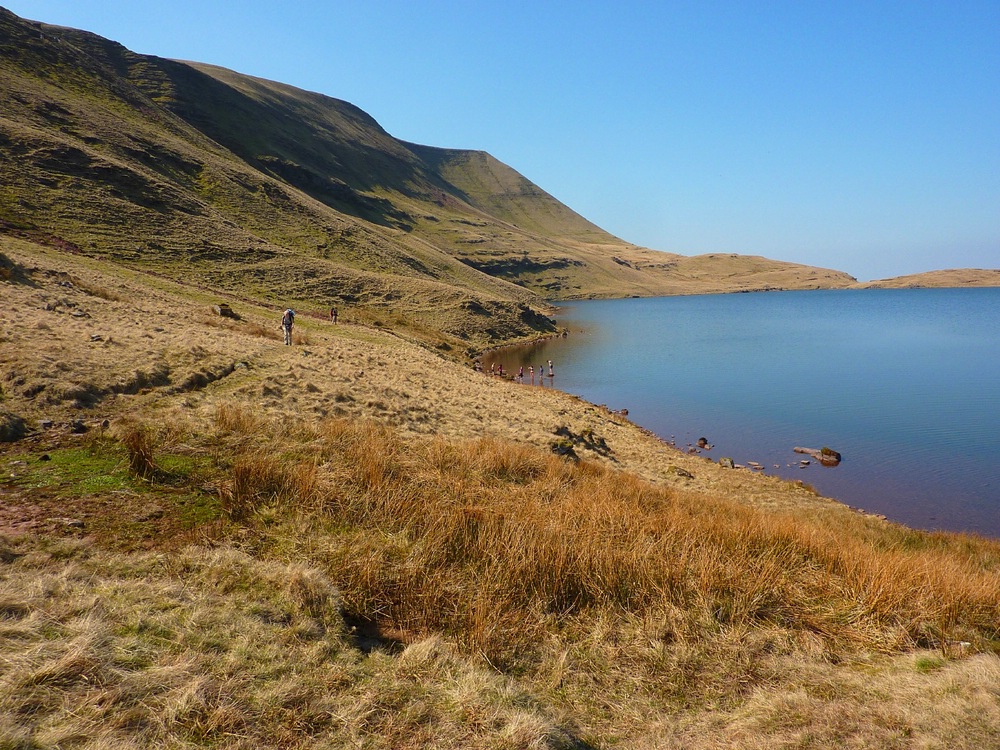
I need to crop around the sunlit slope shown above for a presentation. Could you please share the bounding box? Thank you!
[0,9,553,345]
[178,65,694,299]
[860,269,1000,288]
[1,6,860,347]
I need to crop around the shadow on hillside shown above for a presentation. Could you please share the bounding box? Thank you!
[141,58,418,230]
[0,246,38,287]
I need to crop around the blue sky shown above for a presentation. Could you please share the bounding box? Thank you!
[6,1,999,280]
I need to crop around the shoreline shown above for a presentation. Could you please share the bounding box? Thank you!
[472,296,1000,539]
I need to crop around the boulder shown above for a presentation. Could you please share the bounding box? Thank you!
[0,410,27,442]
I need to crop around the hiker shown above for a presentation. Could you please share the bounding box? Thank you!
[330,306,338,323]
[548,359,554,377]
[281,308,295,345]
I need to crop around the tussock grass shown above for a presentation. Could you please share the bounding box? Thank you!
[115,419,159,479]
[3,237,999,746]
[0,537,578,749]
[205,413,1000,676]
[4,409,1000,747]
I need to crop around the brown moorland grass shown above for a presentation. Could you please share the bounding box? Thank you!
[4,238,1000,747]
[4,413,1000,747]
[207,412,1000,666]
[859,268,1000,288]
[0,538,580,750]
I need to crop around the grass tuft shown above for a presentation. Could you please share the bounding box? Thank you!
[115,420,159,480]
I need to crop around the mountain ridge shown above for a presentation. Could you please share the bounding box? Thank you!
[0,6,929,352]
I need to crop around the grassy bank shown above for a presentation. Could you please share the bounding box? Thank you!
[3,238,1000,747]
[3,410,1000,748]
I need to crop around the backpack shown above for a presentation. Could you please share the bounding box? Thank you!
[282,309,294,326]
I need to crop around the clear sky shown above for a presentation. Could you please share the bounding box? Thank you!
[6,1,999,281]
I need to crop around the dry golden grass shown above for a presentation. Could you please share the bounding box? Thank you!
[114,419,159,479]
[206,413,1000,665]
[4,411,1000,747]
[4,237,1000,748]
[860,268,1000,288]
[0,537,576,749]
[175,408,1000,745]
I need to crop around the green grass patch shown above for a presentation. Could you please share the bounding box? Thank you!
[10,445,133,496]
[915,655,945,673]
[176,491,224,527]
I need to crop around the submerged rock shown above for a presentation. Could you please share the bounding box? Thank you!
[794,446,842,466]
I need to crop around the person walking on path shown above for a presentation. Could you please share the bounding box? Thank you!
[281,308,295,345]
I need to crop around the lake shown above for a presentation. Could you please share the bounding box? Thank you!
[484,288,1000,538]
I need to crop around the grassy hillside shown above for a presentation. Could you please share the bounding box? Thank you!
[860,268,1000,288]
[0,8,550,351]
[0,6,863,357]
[3,234,1000,749]
[2,8,999,745]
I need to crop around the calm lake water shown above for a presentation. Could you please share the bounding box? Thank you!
[485,289,1000,538]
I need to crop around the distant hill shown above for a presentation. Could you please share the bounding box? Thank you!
[859,269,1000,289]
[1,7,857,348]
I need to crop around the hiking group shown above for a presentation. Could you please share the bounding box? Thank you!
[280,305,341,345]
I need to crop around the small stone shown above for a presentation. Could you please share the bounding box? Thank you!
[39,454,50,462]
[70,420,88,434]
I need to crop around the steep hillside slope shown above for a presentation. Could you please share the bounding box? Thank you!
[0,9,551,348]
[0,7,857,352]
